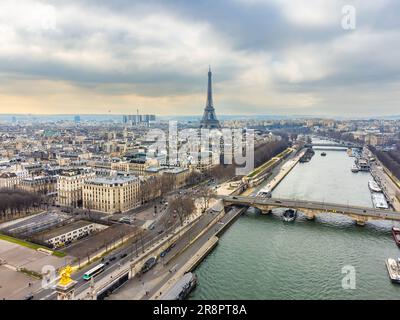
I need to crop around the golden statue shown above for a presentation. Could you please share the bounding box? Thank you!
[59,265,73,286]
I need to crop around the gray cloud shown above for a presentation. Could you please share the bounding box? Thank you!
[0,0,399,116]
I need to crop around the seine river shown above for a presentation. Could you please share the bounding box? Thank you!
[190,142,400,299]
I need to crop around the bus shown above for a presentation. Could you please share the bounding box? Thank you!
[82,263,105,281]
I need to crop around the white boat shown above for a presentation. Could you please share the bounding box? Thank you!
[351,164,359,173]
[371,192,389,209]
[368,180,382,193]
[257,187,271,198]
[160,272,198,300]
[385,258,400,284]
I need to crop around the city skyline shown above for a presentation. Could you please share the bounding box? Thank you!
[0,0,400,117]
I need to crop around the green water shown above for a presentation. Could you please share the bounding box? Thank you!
[190,148,400,299]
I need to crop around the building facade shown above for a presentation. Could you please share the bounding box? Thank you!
[57,169,96,207]
[83,176,140,214]
[19,176,57,195]
[0,170,29,189]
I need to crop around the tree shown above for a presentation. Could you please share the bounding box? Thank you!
[0,189,42,221]
[197,185,216,213]
[160,174,175,195]
[185,170,204,186]
[210,164,235,182]
[168,196,196,226]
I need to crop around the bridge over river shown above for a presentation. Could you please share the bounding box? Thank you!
[220,195,400,226]
[305,142,362,149]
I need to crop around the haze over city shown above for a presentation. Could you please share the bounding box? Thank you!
[1,0,400,116]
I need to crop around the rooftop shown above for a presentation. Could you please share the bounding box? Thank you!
[85,175,138,186]
[35,220,96,240]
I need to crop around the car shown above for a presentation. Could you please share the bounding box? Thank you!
[160,251,167,258]
[232,196,238,199]
[275,200,282,204]
[109,256,117,262]
[169,242,176,249]
[120,253,128,259]
[141,256,157,273]
[158,229,164,235]
[24,294,34,300]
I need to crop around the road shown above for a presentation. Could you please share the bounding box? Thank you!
[107,206,243,300]
[33,219,175,300]
[32,182,213,300]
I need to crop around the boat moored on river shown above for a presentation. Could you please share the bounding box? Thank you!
[257,187,272,198]
[351,164,359,173]
[371,192,389,209]
[392,227,400,247]
[385,258,400,284]
[160,272,198,300]
[368,180,382,193]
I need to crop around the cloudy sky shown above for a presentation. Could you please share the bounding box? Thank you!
[0,0,399,116]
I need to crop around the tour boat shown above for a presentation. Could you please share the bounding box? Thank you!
[392,227,400,247]
[321,152,327,156]
[351,164,359,173]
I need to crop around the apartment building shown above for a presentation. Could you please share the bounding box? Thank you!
[83,176,140,214]
[57,168,96,207]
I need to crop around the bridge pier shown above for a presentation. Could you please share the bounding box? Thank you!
[353,216,367,227]
[260,208,272,215]
[303,209,316,221]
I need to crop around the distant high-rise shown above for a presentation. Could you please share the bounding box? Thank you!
[122,113,156,126]
[200,67,221,129]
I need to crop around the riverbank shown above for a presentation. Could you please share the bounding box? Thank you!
[242,148,306,196]
[190,143,400,300]
[145,150,307,300]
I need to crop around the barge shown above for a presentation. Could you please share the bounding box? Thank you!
[392,227,400,247]
[160,272,198,300]
[385,258,400,284]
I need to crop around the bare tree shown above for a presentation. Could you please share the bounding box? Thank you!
[168,196,196,226]
[210,164,235,182]
[0,189,42,221]
[197,185,216,213]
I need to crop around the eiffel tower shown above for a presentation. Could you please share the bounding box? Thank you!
[200,67,221,129]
